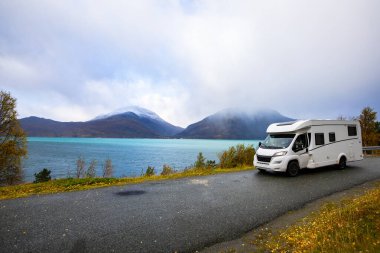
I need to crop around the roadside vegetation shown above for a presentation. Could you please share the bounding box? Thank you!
[218,144,255,168]
[0,91,27,185]
[358,107,380,156]
[0,144,255,200]
[340,106,380,156]
[250,183,380,252]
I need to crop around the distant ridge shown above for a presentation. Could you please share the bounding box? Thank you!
[20,106,183,138]
[20,107,293,139]
[176,108,293,139]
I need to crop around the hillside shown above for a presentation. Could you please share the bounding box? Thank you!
[20,107,183,138]
[176,108,293,139]
[20,107,293,139]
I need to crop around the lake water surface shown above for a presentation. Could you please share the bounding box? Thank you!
[23,138,260,182]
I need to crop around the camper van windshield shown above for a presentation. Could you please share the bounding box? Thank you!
[261,134,295,149]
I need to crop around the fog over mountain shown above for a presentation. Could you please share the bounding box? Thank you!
[176,108,293,139]
[93,106,163,121]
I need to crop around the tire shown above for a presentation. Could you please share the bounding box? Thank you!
[286,161,300,177]
[338,156,347,169]
[257,168,265,173]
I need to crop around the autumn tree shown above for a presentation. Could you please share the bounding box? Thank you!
[359,107,377,146]
[0,91,27,185]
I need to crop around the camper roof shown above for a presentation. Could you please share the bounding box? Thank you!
[267,120,358,134]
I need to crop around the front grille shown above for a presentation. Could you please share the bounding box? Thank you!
[257,155,271,163]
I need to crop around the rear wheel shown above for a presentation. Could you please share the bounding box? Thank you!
[338,156,347,169]
[286,161,300,177]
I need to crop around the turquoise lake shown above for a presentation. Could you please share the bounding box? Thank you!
[23,138,261,182]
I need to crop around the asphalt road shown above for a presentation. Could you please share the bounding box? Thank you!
[1,158,380,253]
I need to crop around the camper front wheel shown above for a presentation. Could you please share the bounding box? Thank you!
[338,156,347,169]
[286,161,300,177]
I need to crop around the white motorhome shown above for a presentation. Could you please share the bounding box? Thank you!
[254,120,363,176]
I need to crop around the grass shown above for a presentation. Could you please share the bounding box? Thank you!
[0,166,254,200]
[251,183,380,253]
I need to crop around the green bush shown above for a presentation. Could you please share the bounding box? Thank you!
[243,145,255,166]
[194,152,206,168]
[34,168,52,183]
[218,146,237,168]
[145,166,155,176]
[206,160,216,169]
[218,144,255,168]
[161,164,175,175]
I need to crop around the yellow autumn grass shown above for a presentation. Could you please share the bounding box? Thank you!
[252,183,380,253]
[0,166,254,200]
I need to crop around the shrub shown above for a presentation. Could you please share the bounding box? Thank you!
[194,152,206,168]
[86,160,97,178]
[206,160,216,169]
[34,168,51,183]
[235,144,245,165]
[75,156,86,178]
[243,145,255,166]
[218,144,255,168]
[102,159,113,178]
[161,164,175,175]
[218,146,237,168]
[145,166,155,176]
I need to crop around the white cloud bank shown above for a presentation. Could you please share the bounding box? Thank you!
[0,0,379,127]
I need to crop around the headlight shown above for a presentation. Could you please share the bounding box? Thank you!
[273,151,287,157]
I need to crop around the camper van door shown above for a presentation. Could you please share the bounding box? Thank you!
[292,133,309,168]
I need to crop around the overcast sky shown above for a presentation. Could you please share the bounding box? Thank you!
[1,0,379,127]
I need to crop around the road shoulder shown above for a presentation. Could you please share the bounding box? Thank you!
[200,178,380,253]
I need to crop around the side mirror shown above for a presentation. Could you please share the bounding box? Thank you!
[258,142,261,147]
[306,148,308,153]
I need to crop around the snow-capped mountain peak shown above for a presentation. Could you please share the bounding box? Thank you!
[93,106,163,121]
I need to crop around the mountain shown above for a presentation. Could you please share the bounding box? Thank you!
[93,106,163,121]
[176,108,293,139]
[20,107,183,138]
[20,107,294,139]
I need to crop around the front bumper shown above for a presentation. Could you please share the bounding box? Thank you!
[254,155,288,172]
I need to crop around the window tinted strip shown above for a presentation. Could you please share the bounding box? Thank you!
[308,137,359,151]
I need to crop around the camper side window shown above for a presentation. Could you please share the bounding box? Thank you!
[348,126,357,136]
[315,133,325,145]
[329,132,336,142]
